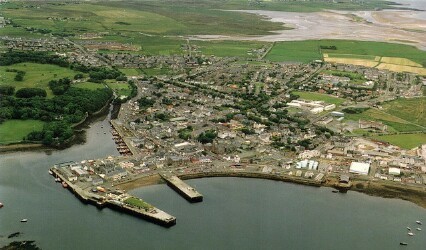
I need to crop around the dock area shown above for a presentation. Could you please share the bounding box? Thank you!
[51,167,176,227]
[160,174,203,202]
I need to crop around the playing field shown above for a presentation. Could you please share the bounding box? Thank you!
[0,63,81,97]
[0,120,45,144]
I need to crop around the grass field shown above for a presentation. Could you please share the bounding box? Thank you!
[267,40,426,70]
[0,63,80,97]
[381,97,426,127]
[345,98,426,132]
[124,197,152,210]
[106,81,131,97]
[0,1,282,37]
[292,91,345,105]
[118,68,142,76]
[371,133,426,149]
[0,120,44,144]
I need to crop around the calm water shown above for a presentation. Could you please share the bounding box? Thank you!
[0,109,425,250]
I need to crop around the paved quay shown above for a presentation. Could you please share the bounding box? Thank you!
[160,174,203,202]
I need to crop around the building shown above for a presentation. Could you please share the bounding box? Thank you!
[388,167,401,176]
[331,111,344,117]
[359,120,387,131]
[349,162,370,175]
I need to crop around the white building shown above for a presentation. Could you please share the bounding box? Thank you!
[349,162,370,175]
[388,167,401,176]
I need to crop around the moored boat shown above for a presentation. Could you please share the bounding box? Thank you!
[0,202,3,208]
[408,232,414,236]
[416,221,422,225]
[20,219,28,223]
[61,181,68,188]
[48,170,53,175]
[400,242,408,246]
[416,228,422,231]
[407,227,411,231]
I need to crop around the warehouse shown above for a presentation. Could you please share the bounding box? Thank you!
[349,162,370,175]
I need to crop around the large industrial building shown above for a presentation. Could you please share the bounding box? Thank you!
[349,162,370,175]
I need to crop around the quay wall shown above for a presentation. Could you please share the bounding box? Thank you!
[177,171,322,187]
[161,175,203,203]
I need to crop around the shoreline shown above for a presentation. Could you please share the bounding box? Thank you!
[116,171,426,210]
[0,99,114,154]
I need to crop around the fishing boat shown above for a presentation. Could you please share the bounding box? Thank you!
[408,232,414,236]
[20,219,28,223]
[399,242,408,246]
[416,228,422,231]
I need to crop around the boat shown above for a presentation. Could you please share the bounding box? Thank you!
[20,219,28,223]
[416,228,422,231]
[416,221,422,225]
[0,202,3,208]
[61,182,68,188]
[332,190,338,193]
[407,227,411,230]
[55,178,61,182]
[408,232,414,236]
[48,170,53,175]
[400,242,408,246]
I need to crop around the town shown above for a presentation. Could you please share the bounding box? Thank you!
[12,36,423,226]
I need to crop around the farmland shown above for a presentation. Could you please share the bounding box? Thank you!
[267,40,426,74]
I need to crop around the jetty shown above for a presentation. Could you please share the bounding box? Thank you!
[51,167,176,227]
[160,174,203,202]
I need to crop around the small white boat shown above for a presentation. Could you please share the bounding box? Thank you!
[0,202,3,208]
[408,232,414,236]
[416,228,422,231]
[20,219,28,223]
[416,221,422,225]
[48,170,53,175]
[407,227,411,230]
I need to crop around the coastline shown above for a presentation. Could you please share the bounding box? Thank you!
[115,171,426,210]
[0,98,114,153]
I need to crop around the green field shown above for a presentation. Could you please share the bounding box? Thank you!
[119,68,141,76]
[0,63,81,97]
[124,197,153,210]
[345,98,426,132]
[266,41,322,63]
[292,91,344,105]
[266,40,426,65]
[371,133,426,149]
[381,97,426,127]
[0,1,282,37]
[195,40,266,58]
[106,81,131,97]
[0,120,45,144]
